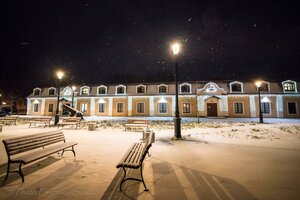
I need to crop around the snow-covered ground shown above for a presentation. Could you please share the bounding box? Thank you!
[0,118,299,200]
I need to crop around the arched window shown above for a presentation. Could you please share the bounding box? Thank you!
[282,80,297,92]
[80,86,90,95]
[33,88,41,96]
[116,85,126,94]
[260,82,270,92]
[230,81,243,93]
[180,83,191,93]
[158,84,168,93]
[136,85,146,94]
[97,86,107,95]
[48,88,56,95]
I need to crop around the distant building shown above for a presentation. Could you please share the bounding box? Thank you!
[26,80,300,118]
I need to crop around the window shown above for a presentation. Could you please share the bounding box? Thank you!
[260,83,269,92]
[180,84,191,93]
[231,83,242,92]
[81,103,88,112]
[116,86,126,94]
[287,102,297,114]
[234,102,244,114]
[98,103,105,113]
[159,85,167,93]
[261,102,270,114]
[137,103,145,113]
[159,103,167,114]
[98,87,106,95]
[137,86,146,94]
[33,103,39,112]
[182,103,191,113]
[48,88,55,95]
[283,82,296,92]
[117,103,124,113]
[81,87,89,95]
[33,89,40,96]
[48,104,53,112]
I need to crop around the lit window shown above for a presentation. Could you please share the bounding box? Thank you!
[283,82,296,92]
[137,86,146,94]
[234,102,244,114]
[137,103,145,113]
[287,102,297,114]
[181,84,191,93]
[81,103,88,112]
[159,103,167,113]
[33,103,39,112]
[98,87,106,95]
[48,104,53,112]
[98,103,105,113]
[117,103,124,113]
[159,85,167,93]
[81,88,89,95]
[261,102,270,114]
[182,103,191,113]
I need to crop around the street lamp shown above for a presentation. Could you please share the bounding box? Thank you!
[255,81,264,123]
[171,42,182,139]
[71,86,76,108]
[54,71,64,125]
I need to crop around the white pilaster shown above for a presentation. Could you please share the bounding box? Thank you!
[90,97,95,116]
[128,97,132,116]
[149,96,154,116]
[172,96,175,116]
[108,97,113,116]
[41,98,45,115]
[198,96,206,112]
[276,95,283,118]
[27,98,31,115]
[250,95,256,117]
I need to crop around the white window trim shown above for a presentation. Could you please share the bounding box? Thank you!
[117,102,125,113]
[179,82,192,94]
[136,102,145,114]
[48,103,54,112]
[286,101,298,115]
[98,102,106,113]
[233,101,244,115]
[116,85,126,95]
[158,102,168,114]
[158,84,168,93]
[259,81,270,92]
[97,85,107,95]
[80,103,88,112]
[229,81,244,93]
[261,102,271,115]
[80,86,90,95]
[48,87,56,95]
[136,84,146,94]
[282,80,297,93]
[181,102,191,114]
[33,103,39,112]
[33,88,41,96]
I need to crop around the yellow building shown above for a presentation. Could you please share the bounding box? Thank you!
[27,80,300,118]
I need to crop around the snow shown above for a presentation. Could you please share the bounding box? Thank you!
[0,118,299,199]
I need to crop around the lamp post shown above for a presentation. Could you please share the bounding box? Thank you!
[71,86,76,108]
[54,71,64,125]
[255,81,264,123]
[171,42,182,139]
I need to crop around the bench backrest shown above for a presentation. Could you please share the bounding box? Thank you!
[2,130,65,157]
[63,117,81,122]
[127,119,148,124]
[2,116,18,121]
[139,132,154,163]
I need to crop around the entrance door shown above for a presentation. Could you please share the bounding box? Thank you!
[207,103,217,117]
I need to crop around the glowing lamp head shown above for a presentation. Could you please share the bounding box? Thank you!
[72,86,76,91]
[255,81,262,88]
[171,43,180,55]
[57,71,64,80]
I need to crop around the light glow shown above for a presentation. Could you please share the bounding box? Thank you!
[255,81,262,88]
[72,86,76,91]
[171,43,180,55]
[57,71,64,80]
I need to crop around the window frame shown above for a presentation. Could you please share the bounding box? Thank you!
[48,88,56,96]
[80,103,88,113]
[287,101,298,115]
[33,103,39,112]
[282,80,297,93]
[80,86,90,95]
[136,102,145,113]
[182,102,191,114]
[98,102,105,113]
[33,88,41,96]
[48,103,54,112]
[97,85,107,95]
[116,85,126,95]
[117,102,124,113]
[233,102,244,115]
[136,85,146,94]
[261,102,271,114]
[158,102,167,114]
[229,81,244,93]
[158,84,168,93]
[180,83,192,94]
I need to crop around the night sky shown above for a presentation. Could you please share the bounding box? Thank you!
[1,0,299,97]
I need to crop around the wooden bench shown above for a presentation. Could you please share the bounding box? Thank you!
[125,119,149,132]
[57,117,82,129]
[2,130,77,182]
[28,116,53,128]
[0,116,19,126]
[116,131,154,191]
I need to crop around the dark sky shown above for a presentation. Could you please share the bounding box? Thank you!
[1,0,299,97]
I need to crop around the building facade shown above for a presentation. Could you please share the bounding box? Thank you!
[27,80,300,118]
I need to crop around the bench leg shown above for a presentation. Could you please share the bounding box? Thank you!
[19,162,25,182]
[119,165,148,192]
[4,162,10,182]
[4,162,25,183]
